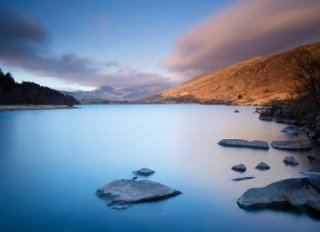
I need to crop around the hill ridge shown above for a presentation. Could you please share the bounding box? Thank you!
[156,41,320,105]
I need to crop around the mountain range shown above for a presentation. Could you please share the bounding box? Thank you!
[63,83,173,103]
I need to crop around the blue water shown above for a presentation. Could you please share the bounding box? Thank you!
[0,104,319,232]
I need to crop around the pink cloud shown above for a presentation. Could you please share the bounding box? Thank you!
[165,0,320,76]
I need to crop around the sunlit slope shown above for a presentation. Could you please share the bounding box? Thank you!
[159,42,320,105]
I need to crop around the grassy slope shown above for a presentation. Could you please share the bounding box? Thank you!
[160,41,320,105]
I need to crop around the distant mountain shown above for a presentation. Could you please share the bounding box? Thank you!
[65,83,173,102]
[149,41,320,105]
[0,69,79,105]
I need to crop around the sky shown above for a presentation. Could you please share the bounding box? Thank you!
[0,0,320,91]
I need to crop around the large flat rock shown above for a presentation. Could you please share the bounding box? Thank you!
[97,179,181,206]
[271,140,313,150]
[237,178,320,214]
[218,139,269,150]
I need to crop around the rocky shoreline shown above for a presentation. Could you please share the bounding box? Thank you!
[231,105,320,217]
[0,105,77,111]
[258,103,320,142]
[94,105,320,217]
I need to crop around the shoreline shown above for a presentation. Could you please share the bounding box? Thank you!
[0,105,77,111]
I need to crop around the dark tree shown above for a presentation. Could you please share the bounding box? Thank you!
[294,50,320,111]
[0,69,79,105]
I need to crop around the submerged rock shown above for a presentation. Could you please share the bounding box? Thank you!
[133,168,155,176]
[111,205,131,210]
[309,156,320,172]
[237,178,320,214]
[308,201,320,212]
[232,164,247,172]
[311,160,320,172]
[258,109,274,121]
[307,155,317,162]
[96,179,181,207]
[271,140,312,150]
[281,126,298,136]
[301,171,320,179]
[283,156,299,166]
[218,139,269,150]
[233,176,255,181]
[255,162,270,170]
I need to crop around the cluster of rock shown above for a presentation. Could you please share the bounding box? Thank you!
[232,162,270,173]
[231,157,300,180]
[231,162,271,182]
[237,178,320,214]
[222,107,320,217]
[221,138,311,182]
[258,105,303,125]
[96,168,181,209]
[258,106,320,142]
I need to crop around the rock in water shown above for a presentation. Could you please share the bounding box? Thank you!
[255,162,270,170]
[259,109,274,121]
[300,171,320,179]
[271,140,312,150]
[281,126,298,136]
[232,164,247,172]
[310,157,320,172]
[283,156,299,166]
[232,176,255,181]
[218,139,269,150]
[234,110,240,113]
[96,179,181,206]
[133,168,155,176]
[237,178,320,214]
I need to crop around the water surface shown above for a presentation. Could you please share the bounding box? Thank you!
[0,105,319,231]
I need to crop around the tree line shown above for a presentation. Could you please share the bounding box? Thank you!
[0,69,79,105]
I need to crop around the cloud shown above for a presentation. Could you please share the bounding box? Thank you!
[165,0,320,75]
[0,8,173,88]
[0,8,48,61]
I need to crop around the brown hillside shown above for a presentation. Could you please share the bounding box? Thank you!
[159,41,320,105]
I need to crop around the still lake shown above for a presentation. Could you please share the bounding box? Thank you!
[0,104,319,231]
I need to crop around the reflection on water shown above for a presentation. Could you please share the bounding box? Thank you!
[0,105,318,232]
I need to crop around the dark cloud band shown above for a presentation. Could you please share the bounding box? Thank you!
[0,8,172,88]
